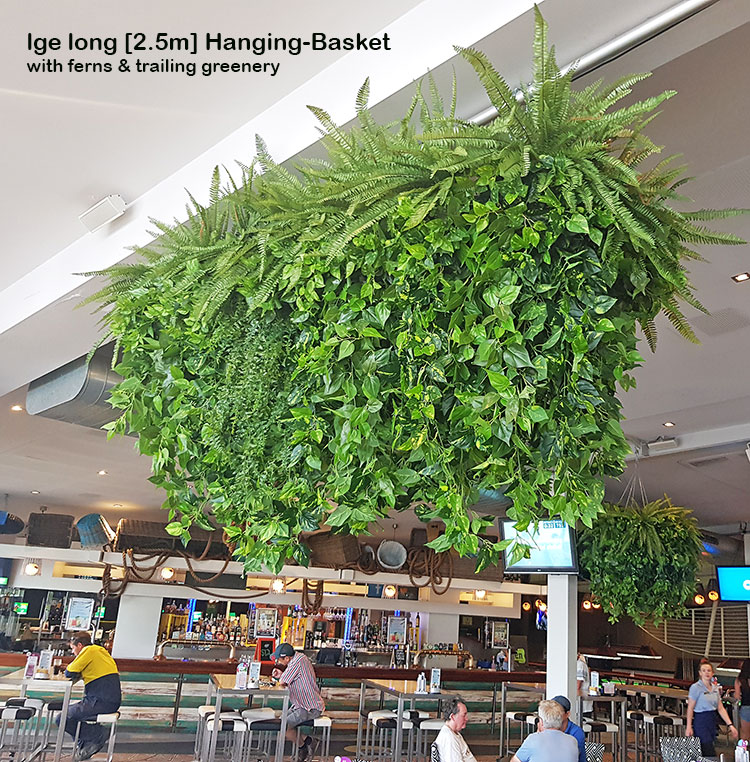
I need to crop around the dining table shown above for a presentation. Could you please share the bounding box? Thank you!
[0,670,78,762]
[205,674,289,762]
[357,679,458,762]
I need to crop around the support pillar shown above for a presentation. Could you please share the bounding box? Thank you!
[112,594,163,658]
[546,574,579,721]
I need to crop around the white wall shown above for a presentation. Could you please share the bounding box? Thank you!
[425,613,459,644]
[111,594,162,659]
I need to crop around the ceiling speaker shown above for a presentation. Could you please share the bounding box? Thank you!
[78,194,127,232]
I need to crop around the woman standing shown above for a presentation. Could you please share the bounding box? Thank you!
[734,658,750,741]
[686,659,738,756]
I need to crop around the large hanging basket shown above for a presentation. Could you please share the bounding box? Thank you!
[76,514,116,549]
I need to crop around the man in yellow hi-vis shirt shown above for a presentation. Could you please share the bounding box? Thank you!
[64,632,121,760]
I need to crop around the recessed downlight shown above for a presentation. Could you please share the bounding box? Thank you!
[113,503,123,508]
[10,405,23,412]
[731,272,750,283]
[30,490,40,495]
[98,470,108,476]
[663,421,675,428]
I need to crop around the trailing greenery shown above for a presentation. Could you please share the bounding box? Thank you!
[577,498,703,624]
[93,10,745,572]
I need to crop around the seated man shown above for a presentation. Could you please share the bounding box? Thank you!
[271,643,325,762]
[511,699,578,762]
[434,699,477,762]
[64,632,121,761]
[550,695,585,762]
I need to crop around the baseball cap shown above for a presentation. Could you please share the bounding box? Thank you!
[551,695,571,712]
[271,643,295,660]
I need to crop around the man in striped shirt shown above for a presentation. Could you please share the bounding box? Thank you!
[272,643,325,761]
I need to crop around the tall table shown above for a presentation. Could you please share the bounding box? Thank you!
[358,679,457,762]
[205,675,289,762]
[578,694,628,762]
[0,672,77,762]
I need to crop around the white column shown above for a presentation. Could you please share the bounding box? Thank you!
[546,574,579,720]
[112,594,162,659]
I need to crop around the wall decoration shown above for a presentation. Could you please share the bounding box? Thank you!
[65,597,95,632]
[491,621,509,650]
[254,607,278,638]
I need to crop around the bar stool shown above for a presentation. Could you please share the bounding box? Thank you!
[644,713,682,761]
[627,709,652,762]
[363,710,396,758]
[203,715,248,762]
[195,705,245,758]
[72,712,120,762]
[0,705,39,759]
[245,717,283,761]
[504,712,533,756]
[583,720,619,761]
[294,715,332,760]
[4,697,44,749]
[40,698,65,761]
[370,715,414,762]
[414,718,444,762]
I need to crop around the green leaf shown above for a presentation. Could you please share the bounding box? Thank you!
[565,213,590,234]
[338,340,355,359]
[486,370,510,392]
[503,345,532,368]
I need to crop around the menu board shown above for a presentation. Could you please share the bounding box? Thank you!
[65,597,95,631]
[491,621,509,649]
[255,608,277,637]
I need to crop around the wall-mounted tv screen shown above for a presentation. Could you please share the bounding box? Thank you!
[716,566,750,601]
[500,519,578,574]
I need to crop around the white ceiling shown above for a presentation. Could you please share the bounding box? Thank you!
[0,0,749,538]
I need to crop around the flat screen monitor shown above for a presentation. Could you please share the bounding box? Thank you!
[716,566,750,601]
[500,519,578,574]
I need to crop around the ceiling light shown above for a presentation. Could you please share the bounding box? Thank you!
[474,589,487,600]
[10,405,23,412]
[383,584,397,599]
[98,470,108,476]
[160,567,175,581]
[582,598,592,611]
[269,578,286,595]
[662,421,675,428]
[591,600,601,610]
[24,561,40,576]
[30,490,40,495]
[113,504,122,508]
[731,272,750,283]
[522,601,532,612]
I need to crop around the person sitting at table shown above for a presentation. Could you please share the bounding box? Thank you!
[510,699,578,762]
[271,643,325,762]
[434,698,477,762]
[64,632,121,761]
[686,658,737,757]
[549,695,585,762]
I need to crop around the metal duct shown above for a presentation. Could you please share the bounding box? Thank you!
[26,342,122,430]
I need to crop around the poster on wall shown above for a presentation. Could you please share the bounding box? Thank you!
[387,616,407,645]
[254,607,278,638]
[65,597,95,632]
[491,621,509,649]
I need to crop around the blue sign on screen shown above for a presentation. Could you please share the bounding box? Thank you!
[716,567,750,601]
